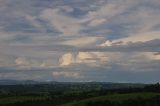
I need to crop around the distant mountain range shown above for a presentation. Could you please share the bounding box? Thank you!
[0,79,146,87]
[0,79,42,85]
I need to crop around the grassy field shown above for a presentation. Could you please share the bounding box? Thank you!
[61,92,160,106]
[0,96,51,105]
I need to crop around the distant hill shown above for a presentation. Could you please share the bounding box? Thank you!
[0,80,145,89]
[0,79,40,85]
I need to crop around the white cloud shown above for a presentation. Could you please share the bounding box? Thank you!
[100,40,112,47]
[39,0,134,36]
[76,52,94,60]
[114,31,160,45]
[59,53,74,66]
[59,52,109,66]
[143,52,160,61]
[108,4,160,43]
[100,31,160,47]
[25,15,47,33]
[76,52,97,64]
[89,18,106,27]
[15,57,56,68]
[114,52,160,72]
[61,36,105,47]
[41,8,82,36]
[87,0,160,47]
[82,0,134,25]
[52,71,80,78]
[60,6,74,13]
[15,57,30,65]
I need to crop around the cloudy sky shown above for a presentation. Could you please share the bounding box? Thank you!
[0,0,160,83]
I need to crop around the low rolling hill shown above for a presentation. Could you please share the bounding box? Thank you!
[61,92,160,106]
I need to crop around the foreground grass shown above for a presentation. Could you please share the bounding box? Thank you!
[0,96,51,105]
[61,92,160,106]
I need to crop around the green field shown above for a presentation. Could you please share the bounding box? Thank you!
[0,96,51,105]
[0,83,159,106]
[61,92,160,106]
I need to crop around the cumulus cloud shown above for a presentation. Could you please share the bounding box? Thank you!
[59,52,109,66]
[59,53,74,66]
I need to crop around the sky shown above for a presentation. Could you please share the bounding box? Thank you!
[0,0,160,83]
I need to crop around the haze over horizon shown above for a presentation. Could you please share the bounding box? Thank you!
[0,0,160,83]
